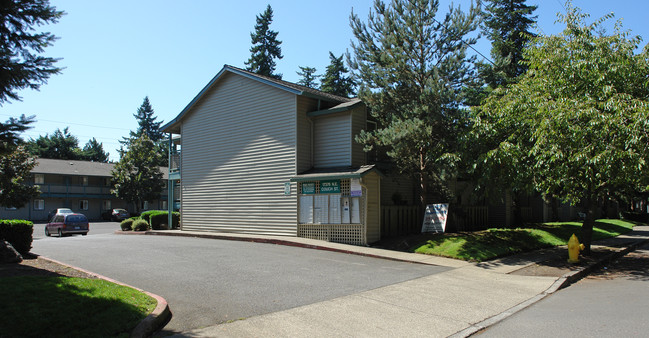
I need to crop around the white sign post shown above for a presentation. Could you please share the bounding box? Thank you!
[421,204,449,233]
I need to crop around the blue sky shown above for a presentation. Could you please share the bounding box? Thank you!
[3,0,648,162]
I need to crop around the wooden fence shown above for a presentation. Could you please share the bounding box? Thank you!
[381,205,421,237]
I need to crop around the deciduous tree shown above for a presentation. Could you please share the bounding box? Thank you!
[111,135,164,214]
[476,3,649,253]
[0,116,38,208]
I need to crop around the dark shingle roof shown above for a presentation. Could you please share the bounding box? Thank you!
[31,158,169,179]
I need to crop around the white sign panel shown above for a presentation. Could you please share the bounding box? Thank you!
[350,178,362,197]
[421,204,449,233]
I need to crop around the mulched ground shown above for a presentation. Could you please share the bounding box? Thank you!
[0,255,96,279]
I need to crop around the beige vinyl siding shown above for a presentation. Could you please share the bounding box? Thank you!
[364,172,381,243]
[314,113,351,168]
[180,72,298,236]
[351,106,366,167]
[296,96,317,173]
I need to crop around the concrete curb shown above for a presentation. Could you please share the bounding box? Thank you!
[116,230,435,266]
[453,237,649,337]
[37,255,172,338]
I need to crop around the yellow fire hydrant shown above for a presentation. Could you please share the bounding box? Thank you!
[567,233,585,263]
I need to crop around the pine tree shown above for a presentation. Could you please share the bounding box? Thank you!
[120,96,167,166]
[244,5,283,79]
[0,115,35,155]
[26,127,83,160]
[0,0,64,104]
[82,138,109,162]
[481,0,537,88]
[296,66,319,88]
[320,52,355,98]
[131,96,163,142]
[350,0,480,210]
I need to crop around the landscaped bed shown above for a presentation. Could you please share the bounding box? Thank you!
[413,219,637,262]
[0,257,157,338]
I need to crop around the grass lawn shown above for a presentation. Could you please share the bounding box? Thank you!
[414,219,637,262]
[0,276,157,338]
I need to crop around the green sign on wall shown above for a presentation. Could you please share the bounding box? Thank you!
[320,180,341,194]
[301,182,316,194]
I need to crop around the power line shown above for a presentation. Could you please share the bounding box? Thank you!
[0,113,132,132]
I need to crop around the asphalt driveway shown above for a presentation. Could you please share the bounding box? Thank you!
[31,233,450,333]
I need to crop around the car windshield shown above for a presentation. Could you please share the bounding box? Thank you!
[66,215,87,223]
[115,209,127,213]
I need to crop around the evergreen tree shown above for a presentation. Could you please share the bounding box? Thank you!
[111,135,164,214]
[469,0,538,225]
[481,0,537,89]
[82,138,109,162]
[350,0,480,210]
[244,5,283,79]
[296,66,320,88]
[0,115,35,155]
[26,127,83,160]
[0,0,64,104]
[120,96,167,166]
[320,52,355,98]
[130,96,163,142]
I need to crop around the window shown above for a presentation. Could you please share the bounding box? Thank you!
[34,199,44,210]
[79,200,88,210]
[34,174,45,184]
[142,201,149,210]
[104,178,111,187]
[81,176,89,186]
[102,200,111,210]
[161,201,167,210]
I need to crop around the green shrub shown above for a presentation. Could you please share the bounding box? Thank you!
[0,220,33,255]
[149,211,181,230]
[131,219,149,231]
[120,219,134,231]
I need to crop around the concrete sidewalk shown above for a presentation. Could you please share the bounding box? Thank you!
[138,226,649,337]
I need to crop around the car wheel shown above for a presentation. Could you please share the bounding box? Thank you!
[82,232,87,236]
[45,227,50,237]
[58,228,63,237]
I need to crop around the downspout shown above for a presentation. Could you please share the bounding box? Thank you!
[360,178,369,246]
[167,133,173,230]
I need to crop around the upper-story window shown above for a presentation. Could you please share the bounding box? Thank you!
[34,174,45,185]
[81,176,89,186]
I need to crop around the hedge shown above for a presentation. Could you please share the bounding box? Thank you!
[149,211,180,230]
[0,220,34,255]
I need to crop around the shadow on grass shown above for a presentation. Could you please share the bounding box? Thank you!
[0,274,150,338]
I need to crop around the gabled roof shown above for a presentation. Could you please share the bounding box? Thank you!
[31,158,169,179]
[162,65,354,134]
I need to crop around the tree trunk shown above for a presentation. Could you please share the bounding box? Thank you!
[512,193,522,227]
[581,196,596,256]
[419,147,427,212]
